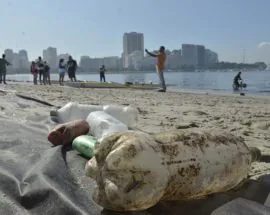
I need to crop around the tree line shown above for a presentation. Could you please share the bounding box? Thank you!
[207,61,267,70]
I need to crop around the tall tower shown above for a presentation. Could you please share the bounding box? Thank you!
[123,32,144,68]
[242,49,246,63]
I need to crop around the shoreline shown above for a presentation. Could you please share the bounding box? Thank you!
[2,79,270,100]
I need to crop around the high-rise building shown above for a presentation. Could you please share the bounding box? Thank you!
[43,47,57,68]
[12,53,20,69]
[123,32,144,68]
[182,44,205,68]
[196,45,205,68]
[182,44,198,67]
[18,49,29,69]
[4,49,14,67]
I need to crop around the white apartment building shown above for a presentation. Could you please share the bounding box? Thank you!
[205,49,218,66]
[79,56,120,71]
[103,56,119,69]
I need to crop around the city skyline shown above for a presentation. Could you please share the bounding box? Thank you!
[2,39,219,71]
[0,0,270,63]
[0,42,267,65]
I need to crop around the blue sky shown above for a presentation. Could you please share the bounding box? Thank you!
[0,0,270,63]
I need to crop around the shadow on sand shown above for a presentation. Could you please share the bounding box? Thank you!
[101,174,270,215]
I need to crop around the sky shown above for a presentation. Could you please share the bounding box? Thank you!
[0,0,270,63]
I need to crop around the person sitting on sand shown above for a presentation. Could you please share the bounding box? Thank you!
[99,65,106,82]
[233,72,242,89]
[30,61,38,85]
[58,59,66,86]
[145,46,167,92]
[0,54,11,84]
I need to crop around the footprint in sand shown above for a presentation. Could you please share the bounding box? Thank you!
[183,110,208,116]
[251,121,270,130]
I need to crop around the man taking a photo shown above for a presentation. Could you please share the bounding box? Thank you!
[145,46,167,92]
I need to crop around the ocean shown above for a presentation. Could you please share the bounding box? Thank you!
[6,70,270,95]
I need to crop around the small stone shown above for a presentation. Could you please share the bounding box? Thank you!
[242,131,250,136]
[176,122,198,129]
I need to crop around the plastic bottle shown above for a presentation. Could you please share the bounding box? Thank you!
[72,135,97,159]
[85,130,261,212]
[56,102,103,123]
[55,102,139,128]
[103,105,139,128]
[86,111,128,141]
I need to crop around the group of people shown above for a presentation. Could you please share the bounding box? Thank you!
[30,57,51,85]
[30,55,77,85]
[58,56,77,85]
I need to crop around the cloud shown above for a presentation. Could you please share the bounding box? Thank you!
[257,42,270,48]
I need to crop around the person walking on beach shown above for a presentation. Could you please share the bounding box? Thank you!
[44,61,51,85]
[36,56,45,85]
[99,65,106,82]
[145,46,167,92]
[30,61,38,85]
[58,58,66,86]
[0,54,11,84]
[67,56,77,82]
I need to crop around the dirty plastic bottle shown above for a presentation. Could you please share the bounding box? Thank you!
[85,130,262,212]
[86,111,128,141]
[103,105,138,128]
[72,135,97,159]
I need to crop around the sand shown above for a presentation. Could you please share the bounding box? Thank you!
[1,82,270,181]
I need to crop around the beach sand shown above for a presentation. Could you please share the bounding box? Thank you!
[2,82,270,180]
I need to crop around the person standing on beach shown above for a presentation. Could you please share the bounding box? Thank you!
[67,56,77,82]
[145,46,167,92]
[99,65,106,82]
[36,56,45,85]
[0,54,11,84]
[44,61,51,85]
[30,61,38,85]
[58,58,66,85]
